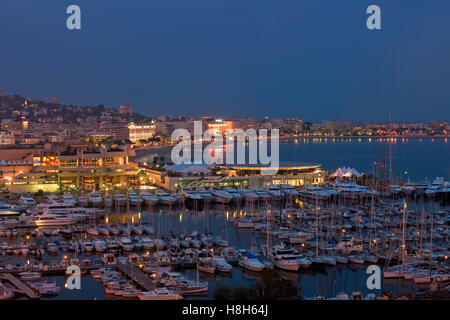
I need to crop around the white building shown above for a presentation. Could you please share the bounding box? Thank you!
[128,122,156,142]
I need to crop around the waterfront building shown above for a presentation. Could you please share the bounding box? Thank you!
[4,146,139,193]
[207,120,233,136]
[147,163,325,192]
[428,120,448,131]
[99,123,130,141]
[0,131,15,145]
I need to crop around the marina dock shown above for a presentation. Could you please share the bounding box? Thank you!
[0,264,103,276]
[0,273,40,299]
[116,262,154,291]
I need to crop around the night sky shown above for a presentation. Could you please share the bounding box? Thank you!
[0,0,449,121]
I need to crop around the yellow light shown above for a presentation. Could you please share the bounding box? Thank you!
[65,283,68,288]
[301,243,305,247]
[342,229,346,233]
[445,256,448,260]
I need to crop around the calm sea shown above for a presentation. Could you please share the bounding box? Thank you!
[279,137,449,182]
[137,137,449,183]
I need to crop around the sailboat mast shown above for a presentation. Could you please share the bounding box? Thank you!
[429,212,433,285]
[402,201,406,269]
[389,112,392,183]
[315,195,319,257]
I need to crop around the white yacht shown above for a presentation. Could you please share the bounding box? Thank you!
[25,211,79,227]
[94,240,107,252]
[236,218,256,229]
[26,202,101,220]
[265,185,284,201]
[20,194,35,206]
[212,256,233,272]
[48,195,61,202]
[196,188,214,203]
[127,191,143,206]
[197,259,216,273]
[138,288,183,300]
[142,237,155,250]
[0,202,26,212]
[62,192,76,205]
[103,193,113,207]
[86,227,99,236]
[155,190,176,206]
[425,178,445,196]
[223,187,243,202]
[253,189,272,201]
[140,191,159,206]
[209,189,233,204]
[77,195,89,207]
[299,185,332,201]
[113,193,127,206]
[238,250,265,272]
[273,245,302,272]
[222,247,240,264]
[88,192,102,206]
[289,232,314,244]
[239,189,259,203]
[120,237,134,251]
[281,185,299,197]
[183,190,203,203]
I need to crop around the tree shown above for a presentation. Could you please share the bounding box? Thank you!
[34,189,44,197]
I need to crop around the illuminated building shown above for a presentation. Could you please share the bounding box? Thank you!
[152,163,325,191]
[0,131,15,145]
[207,120,233,136]
[4,146,138,192]
[128,122,156,142]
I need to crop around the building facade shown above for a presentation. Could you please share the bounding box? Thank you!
[5,146,139,193]
[128,122,156,142]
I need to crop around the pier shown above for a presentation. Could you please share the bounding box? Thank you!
[0,273,40,299]
[0,264,103,276]
[116,262,154,291]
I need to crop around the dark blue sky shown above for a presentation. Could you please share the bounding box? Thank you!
[0,0,449,122]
